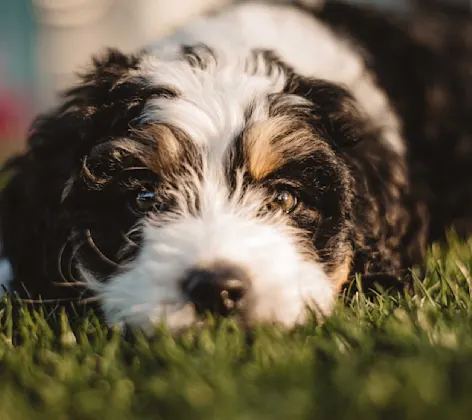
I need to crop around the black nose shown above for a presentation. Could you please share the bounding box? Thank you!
[182,263,249,316]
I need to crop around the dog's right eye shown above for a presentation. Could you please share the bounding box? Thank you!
[131,191,163,214]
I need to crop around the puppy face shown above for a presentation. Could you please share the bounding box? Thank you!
[23,47,366,330]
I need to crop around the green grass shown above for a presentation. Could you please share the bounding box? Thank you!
[2,234,472,420]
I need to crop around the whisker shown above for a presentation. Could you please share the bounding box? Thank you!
[14,297,82,304]
[84,229,121,269]
[78,296,102,305]
[52,281,89,288]
[67,241,85,284]
[57,240,70,285]
[56,238,89,290]
[121,231,139,249]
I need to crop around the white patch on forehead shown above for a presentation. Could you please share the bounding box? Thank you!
[148,2,405,155]
[138,49,286,162]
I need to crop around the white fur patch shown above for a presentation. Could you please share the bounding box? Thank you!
[148,2,405,155]
[138,48,287,163]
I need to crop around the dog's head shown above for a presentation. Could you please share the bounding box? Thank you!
[1,46,376,330]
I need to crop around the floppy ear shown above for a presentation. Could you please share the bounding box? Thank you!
[0,48,150,298]
[287,75,429,290]
[0,103,88,298]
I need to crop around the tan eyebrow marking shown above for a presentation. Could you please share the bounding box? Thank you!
[133,124,191,174]
[244,117,320,180]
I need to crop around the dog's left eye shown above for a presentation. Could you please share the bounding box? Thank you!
[269,189,298,214]
[132,191,162,214]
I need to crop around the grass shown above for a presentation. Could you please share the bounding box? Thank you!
[1,234,472,419]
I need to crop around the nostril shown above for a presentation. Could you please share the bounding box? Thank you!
[219,278,246,311]
[182,265,248,315]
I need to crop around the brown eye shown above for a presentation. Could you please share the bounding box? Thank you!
[270,189,298,214]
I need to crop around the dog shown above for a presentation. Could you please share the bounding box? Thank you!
[1,0,472,331]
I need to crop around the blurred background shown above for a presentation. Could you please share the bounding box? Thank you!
[0,0,469,160]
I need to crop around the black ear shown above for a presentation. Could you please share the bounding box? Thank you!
[287,76,375,149]
[0,48,150,298]
[0,105,88,298]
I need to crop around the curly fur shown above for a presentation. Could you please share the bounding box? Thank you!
[1,1,471,329]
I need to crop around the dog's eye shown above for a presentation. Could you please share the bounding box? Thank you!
[269,189,298,214]
[132,191,162,214]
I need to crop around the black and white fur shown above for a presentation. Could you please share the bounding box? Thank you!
[1,1,471,330]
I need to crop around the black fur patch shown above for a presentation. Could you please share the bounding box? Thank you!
[0,49,176,299]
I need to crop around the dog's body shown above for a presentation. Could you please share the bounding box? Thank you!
[2,1,472,330]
